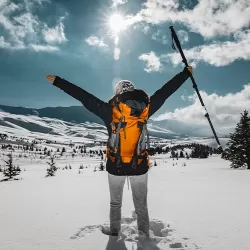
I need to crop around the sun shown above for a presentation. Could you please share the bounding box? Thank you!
[109,13,127,35]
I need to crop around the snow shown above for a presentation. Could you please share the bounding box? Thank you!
[0,110,245,249]
[1,152,250,250]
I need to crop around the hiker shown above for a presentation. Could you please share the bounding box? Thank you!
[45,66,192,237]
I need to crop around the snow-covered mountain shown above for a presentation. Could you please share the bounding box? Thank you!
[0,105,229,148]
[0,104,103,124]
[0,104,184,140]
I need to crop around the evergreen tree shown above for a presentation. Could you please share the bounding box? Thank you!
[171,150,175,158]
[221,148,230,160]
[99,162,105,171]
[61,147,66,157]
[225,110,250,169]
[3,154,21,180]
[46,156,57,177]
[180,151,184,158]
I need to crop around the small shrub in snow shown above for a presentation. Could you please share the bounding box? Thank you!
[69,165,72,169]
[154,160,157,166]
[99,162,105,171]
[45,156,57,177]
[79,165,84,169]
[2,154,21,181]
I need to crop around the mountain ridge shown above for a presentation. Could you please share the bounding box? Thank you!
[0,104,186,140]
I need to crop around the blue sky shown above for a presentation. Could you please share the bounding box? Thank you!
[0,0,250,136]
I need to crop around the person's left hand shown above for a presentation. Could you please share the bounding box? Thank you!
[46,75,56,84]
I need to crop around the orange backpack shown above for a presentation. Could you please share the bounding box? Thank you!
[106,95,150,169]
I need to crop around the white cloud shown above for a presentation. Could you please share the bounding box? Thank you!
[23,0,50,11]
[152,84,250,136]
[0,36,11,49]
[0,0,67,52]
[164,30,250,67]
[177,30,189,44]
[13,12,40,39]
[136,0,250,39]
[152,30,168,44]
[142,25,150,34]
[43,21,67,44]
[85,36,109,49]
[139,51,163,72]
[111,0,128,8]
[30,44,59,51]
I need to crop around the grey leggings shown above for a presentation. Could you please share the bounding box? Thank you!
[108,172,149,236]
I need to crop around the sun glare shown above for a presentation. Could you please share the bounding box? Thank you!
[109,13,127,34]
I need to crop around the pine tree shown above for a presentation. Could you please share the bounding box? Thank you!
[171,150,175,158]
[180,151,184,158]
[46,156,57,177]
[3,154,21,180]
[60,147,66,157]
[226,110,250,169]
[99,162,105,171]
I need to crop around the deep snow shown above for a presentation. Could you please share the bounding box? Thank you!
[0,152,249,250]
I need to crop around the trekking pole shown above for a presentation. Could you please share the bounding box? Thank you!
[169,26,223,152]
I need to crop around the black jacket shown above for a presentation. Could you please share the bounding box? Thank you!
[53,67,191,176]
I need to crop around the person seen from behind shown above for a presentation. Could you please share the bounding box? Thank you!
[46,65,192,238]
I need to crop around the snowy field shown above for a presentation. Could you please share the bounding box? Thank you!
[0,152,249,250]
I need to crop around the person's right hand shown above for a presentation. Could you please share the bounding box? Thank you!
[46,75,56,84]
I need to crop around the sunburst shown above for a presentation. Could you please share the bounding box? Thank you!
[108,13,128,35]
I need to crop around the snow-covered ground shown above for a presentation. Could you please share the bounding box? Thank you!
[0,152,249,250]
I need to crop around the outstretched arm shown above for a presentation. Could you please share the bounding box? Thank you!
[149,66,192,117]
[46,75,110,121]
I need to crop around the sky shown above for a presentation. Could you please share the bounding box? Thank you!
[0,0,250,137]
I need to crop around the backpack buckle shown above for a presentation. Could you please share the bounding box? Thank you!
[110,122,116,133]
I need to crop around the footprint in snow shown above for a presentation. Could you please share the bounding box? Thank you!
[71,210,201,249]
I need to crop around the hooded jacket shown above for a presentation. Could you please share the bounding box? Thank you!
[52,67,191,176]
